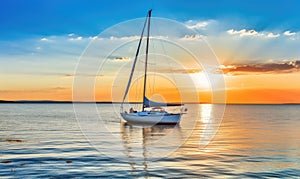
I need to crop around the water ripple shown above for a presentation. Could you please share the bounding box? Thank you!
[1,104,300,177]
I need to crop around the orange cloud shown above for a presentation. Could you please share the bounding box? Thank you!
[220,61,300,75]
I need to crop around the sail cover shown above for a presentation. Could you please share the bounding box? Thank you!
[143,97,182,107]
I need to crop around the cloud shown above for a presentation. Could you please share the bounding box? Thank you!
[112,56,130,61]
[64,73,104,78]
[49,87,69,90]
[227,29,281,38]
[219,60,300,75]
[107,55,131,61]
[108,36,140,41]
[185,20,209,29]
[106,35,169,41]
[161,68,202,74]
[2,20,300,84]
[283,31,296,36]
[181,34,204,40]
[89,36,98,40]
[69,36,83,41]
[267,32,280,38]
[227,29,259,37]
[40,37,49,41]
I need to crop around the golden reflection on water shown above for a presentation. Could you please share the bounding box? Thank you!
[118,104,300,176]
[119,123,184,174]
[120,123,183,158]
[1,104,300,177]
[170,105,300,174]
[118,104,226,172]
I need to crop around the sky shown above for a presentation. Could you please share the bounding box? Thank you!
[1,0,300,103]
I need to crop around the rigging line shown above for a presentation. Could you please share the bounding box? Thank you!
[135,55,141,104]
[136,43,145,108]
[121,10,149,109]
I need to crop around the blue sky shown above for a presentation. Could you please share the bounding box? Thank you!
[1,0,300,61]
[1,0,300,39]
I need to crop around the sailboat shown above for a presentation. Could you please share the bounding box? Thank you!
[120,9,182,125]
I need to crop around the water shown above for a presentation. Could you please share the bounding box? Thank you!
[1,104,300,178]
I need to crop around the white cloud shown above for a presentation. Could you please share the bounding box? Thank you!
[227,29,282,38]
[109,56,131,61]
[267,32,280,38]
[69,36,83,41]
[89,36,99,40]
[184,20,212,30]
[107,35,167,41]
[226,29,238,35]
[119,36,140,40]
[283,31,296,36]
[181,34,204,40]
[227,29,259,37]
[68,33,75,37]
[40,37,48,41]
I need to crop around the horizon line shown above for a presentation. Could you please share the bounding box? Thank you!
[0,100,299,105]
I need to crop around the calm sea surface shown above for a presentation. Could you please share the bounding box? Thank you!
[1,104,300,178]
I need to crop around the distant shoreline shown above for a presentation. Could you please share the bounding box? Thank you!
[0,100,116,104]
[0,100,299,105]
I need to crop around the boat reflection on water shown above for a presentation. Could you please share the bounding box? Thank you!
[118,104,224,168]
[120,122,182,173]
[74,103,224,176]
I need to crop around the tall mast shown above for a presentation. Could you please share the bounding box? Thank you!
[142,9,152,111]
[121,10,149,112]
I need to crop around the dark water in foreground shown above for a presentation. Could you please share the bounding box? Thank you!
[1,104,300,178]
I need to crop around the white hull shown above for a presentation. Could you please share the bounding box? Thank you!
[121,112,181,125]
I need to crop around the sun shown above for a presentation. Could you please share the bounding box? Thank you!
[189,72,211,90]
